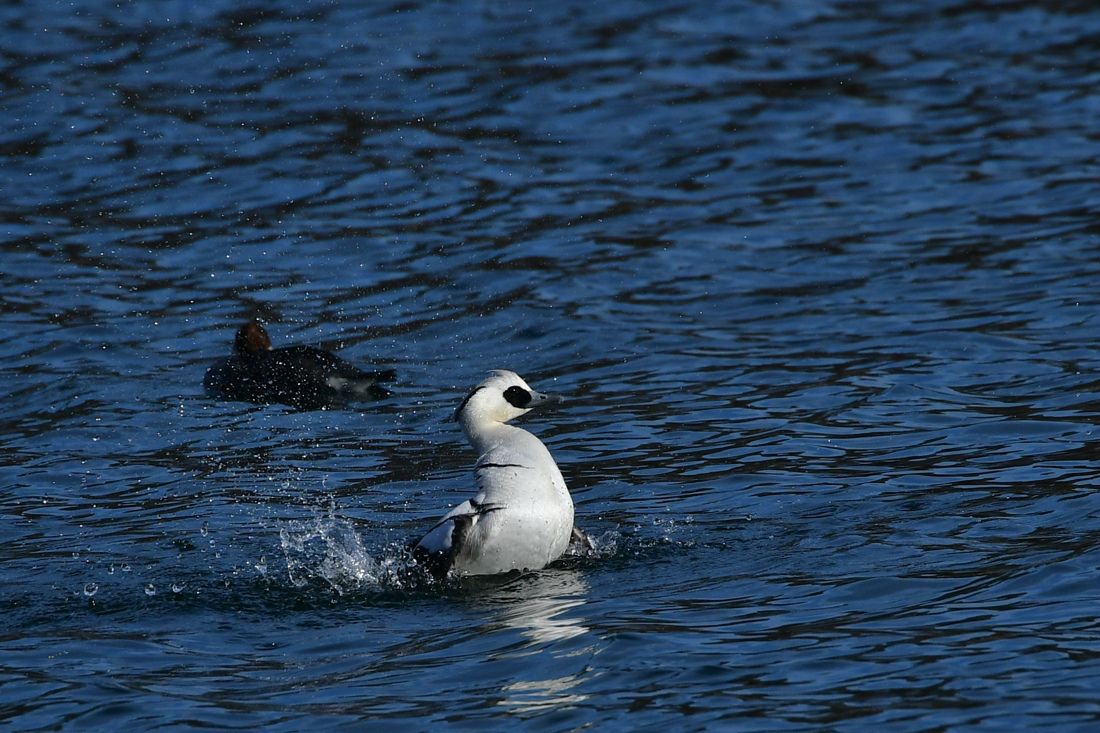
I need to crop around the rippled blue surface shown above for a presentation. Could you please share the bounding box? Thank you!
[4,0,1100,730]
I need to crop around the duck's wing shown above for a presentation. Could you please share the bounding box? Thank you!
[203,355,270,403]
[278,346,395,381]
[413,499,504,578]
[269,346,395,402]
[569,525,595,550]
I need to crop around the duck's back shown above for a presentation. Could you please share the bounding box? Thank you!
[456,428,574,574]
[204,345,393,409]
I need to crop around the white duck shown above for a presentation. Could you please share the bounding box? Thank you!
[414,370,588,578]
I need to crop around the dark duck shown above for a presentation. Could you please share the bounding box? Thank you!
[204,321,395,409]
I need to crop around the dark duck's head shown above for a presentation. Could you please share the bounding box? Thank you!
[235,321,274,355]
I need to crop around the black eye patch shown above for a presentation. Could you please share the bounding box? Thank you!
[503,385,532,408]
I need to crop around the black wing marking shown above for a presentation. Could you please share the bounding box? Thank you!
[414,500,505,578]
[475,462,529,472]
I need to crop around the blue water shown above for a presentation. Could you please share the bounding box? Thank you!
[4,0,1100,730]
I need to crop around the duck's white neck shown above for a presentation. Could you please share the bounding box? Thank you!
[460,417,528,455]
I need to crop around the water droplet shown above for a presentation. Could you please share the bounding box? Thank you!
[120,563,132,573]
[171,583,184,594]
[255,556,267,576]
[107,565,115,575]
[200,521,209,537]
[83,583,98,597]
[144,584,156,596]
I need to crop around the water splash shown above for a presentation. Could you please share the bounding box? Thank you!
[276,510,622,595]
[564,529,620,560]
[279,515,412,594]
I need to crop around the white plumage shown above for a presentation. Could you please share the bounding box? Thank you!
[414,370,582,578]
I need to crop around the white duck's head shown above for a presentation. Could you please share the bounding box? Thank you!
[454,370,559,432]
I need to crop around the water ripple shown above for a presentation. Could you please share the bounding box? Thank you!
[4,0,1100,731]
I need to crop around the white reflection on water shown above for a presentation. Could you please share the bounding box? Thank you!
[488,569,591,646]
[475,569,598,716]
[499,675,591,716]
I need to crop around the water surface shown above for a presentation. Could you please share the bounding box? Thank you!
[4,1,1100,731]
